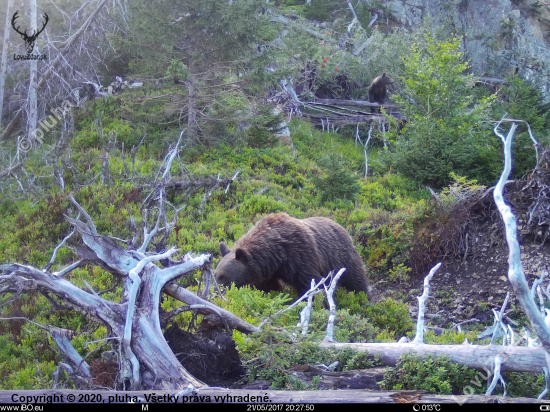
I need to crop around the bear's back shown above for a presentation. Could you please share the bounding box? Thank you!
[234,213,318,265]
[303,217,368,292]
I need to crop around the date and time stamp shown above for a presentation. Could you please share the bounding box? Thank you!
[3,395,550,411]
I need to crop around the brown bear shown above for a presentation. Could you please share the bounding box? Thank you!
[214,213,369,297]
[368,73,394,113]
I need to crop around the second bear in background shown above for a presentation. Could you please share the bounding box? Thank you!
[368,73,394,113]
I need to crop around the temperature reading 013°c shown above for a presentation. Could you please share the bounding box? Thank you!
[413,404,441,412]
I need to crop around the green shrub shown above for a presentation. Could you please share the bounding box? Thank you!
[504,372,546,398]
[244,104,286,148]
[388,263,412,283]
[243,337,378,389]
[356,207,416,276]
[358,175,429,211]
[314,153,361,203]
[387,32,496,187]
[423,330,478,345]
[493,74,550,179]
[366,298,413,338]
[381,351,482,395]
[333,289,369,317]
[374,329,397,342]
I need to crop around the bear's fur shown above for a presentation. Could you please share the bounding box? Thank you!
[368,73,394,113]
[214,213,369,297]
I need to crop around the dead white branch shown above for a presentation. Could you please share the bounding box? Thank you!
[324,268,346,343]
[493,120,550,351]
[268,13,334,42]
[490,292,510,345]
[412,262,441,344]
[297,279,316,336]
[163,282,260,334]
[485,355,506,396]
[258,274,332,330]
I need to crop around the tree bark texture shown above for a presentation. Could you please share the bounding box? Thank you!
[320,342,547,374]
[0,0,14,128]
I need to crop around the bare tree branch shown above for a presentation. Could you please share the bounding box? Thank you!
[492,120,550,351]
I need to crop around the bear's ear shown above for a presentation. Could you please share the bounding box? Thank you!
[235,248,250,263]
[220,242,231,257]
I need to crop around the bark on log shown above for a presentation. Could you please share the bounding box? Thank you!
[302,112,405,127]
[0,389,544,403]
[319,342,547,373]
[313,99,401,110]
[477,77,506,85]
[287,365,385,390]
[163,282,260,334]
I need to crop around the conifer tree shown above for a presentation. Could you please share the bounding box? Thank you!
[124,0,275,141]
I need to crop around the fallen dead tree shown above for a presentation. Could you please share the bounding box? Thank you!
[0,131,256,390]
[319,342,547,373]
[312,98,402,112]
[268,80,404,132]
[285,365,385,390]
[302,111,404,128]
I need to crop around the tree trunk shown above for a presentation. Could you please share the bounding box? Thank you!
[320,342,547,373]
[187,67,198,142]
[0,0,14,128]
[129,263,205,389]
[285,365,385,390]
[28,0,38,143]
[492,121,550,351]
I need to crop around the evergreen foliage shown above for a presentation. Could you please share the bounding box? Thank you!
[387,32,496,188]
[116,0,278,141]
[314,153,361,203]
[494,74,550,178]
[381,351,483,394]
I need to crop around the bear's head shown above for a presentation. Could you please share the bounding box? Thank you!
[214,242,252,288]
[379,73,394,86]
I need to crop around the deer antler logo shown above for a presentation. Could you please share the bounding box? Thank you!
[12,11,49,54]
